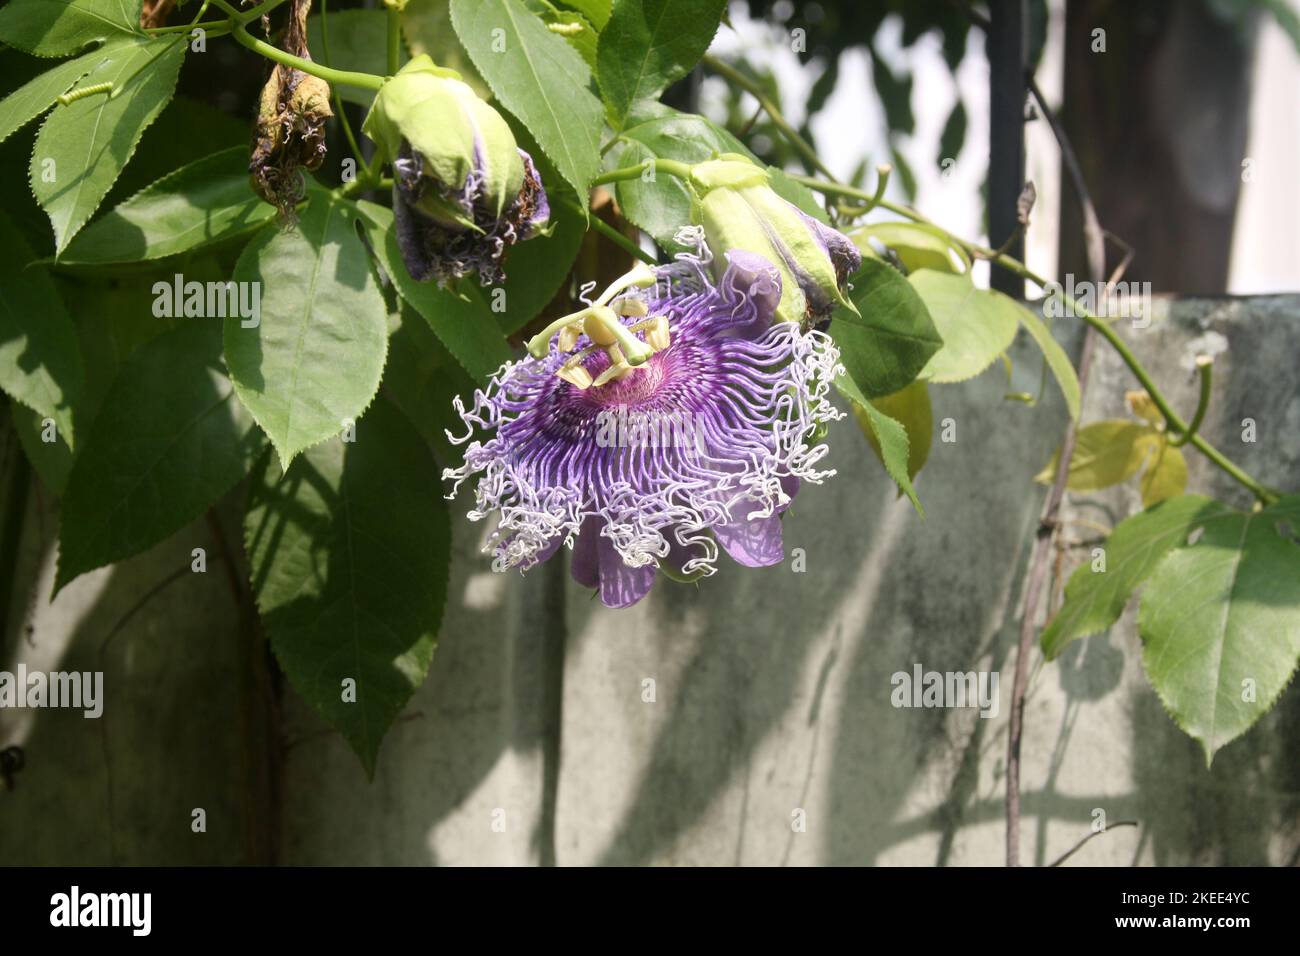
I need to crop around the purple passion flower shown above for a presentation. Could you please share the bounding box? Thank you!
[443,232,845,608]
[362,55,549,285]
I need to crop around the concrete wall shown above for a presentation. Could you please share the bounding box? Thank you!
[3,295,1297,865]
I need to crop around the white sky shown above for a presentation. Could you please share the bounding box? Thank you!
[704,0,1300,295]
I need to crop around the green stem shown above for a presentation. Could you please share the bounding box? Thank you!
[592,158,691,187]
[700,53,835,181]
[588,214,656,265]
[791,172,1281,505]
[339,176,392,198]
[319,0,370,181]
[1171,358,1213,448]
[230,22,385,90]
[387,5,402,75]
[147,19,232,36]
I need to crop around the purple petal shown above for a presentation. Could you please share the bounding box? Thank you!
[798,208,861,285]
[778,474,800,513]
[598,533,656,608]
[535,535,563,564]
[713,510,784,568]
[719,249,783,329]
[570,515,602,589]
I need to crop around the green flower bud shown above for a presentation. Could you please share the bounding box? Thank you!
[689,156,860,326]
[362,55,549,284]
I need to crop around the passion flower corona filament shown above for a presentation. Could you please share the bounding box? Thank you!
[444,234,845,608]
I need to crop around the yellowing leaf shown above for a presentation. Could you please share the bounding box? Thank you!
[855,379,932,482]
[1126,389,1163,425]
[1139,439,1187,506]
[1036,420,1154,489]
[851,221,968,274]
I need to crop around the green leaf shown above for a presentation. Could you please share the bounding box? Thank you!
[596,0,726,130]
[10,258,194,493]
[858,379,932,483]
[938,97,966,164]
[525,0,598,69]
[225,194,389,471]
[1139,501,1300,763]
[355,201,512,384]
[1138,439,1187,507]
[890,144,917,201]
[401,0,490,98]
[244,397,450,776]
[384,305,478,463]
[0,0,140,58]
[450,0,603,195]
[1035,420,1152,490]
[851,221,966,275]
[870,51,913,135]
[829,257,942,400]
[611,103,749,247]
[307,10,407,108]
[1042,494,1234,659]
[558,0,610,30]
[54,320,262,592]
[31,35,185,253]
[910,270,1018,384]
[0,211,83,447]
[836,374,922,516]
[1015,303,1081,420]
[58,147,275,264]
[0,44,104,145]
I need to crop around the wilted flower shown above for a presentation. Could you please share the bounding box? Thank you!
[690,155,861,326]
[363,55,549,285]
[250,68,332,216]
[248,0,332,218]
[444,231,844,608]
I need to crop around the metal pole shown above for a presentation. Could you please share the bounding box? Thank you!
[988,0,1027,299]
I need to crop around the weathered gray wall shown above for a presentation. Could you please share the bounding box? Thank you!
[3,295,1297,865]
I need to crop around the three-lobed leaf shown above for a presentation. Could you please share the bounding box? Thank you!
[244,396,450,776]
[225,194,388,471]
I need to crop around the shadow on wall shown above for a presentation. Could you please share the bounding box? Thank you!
[5,300,1298,866]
